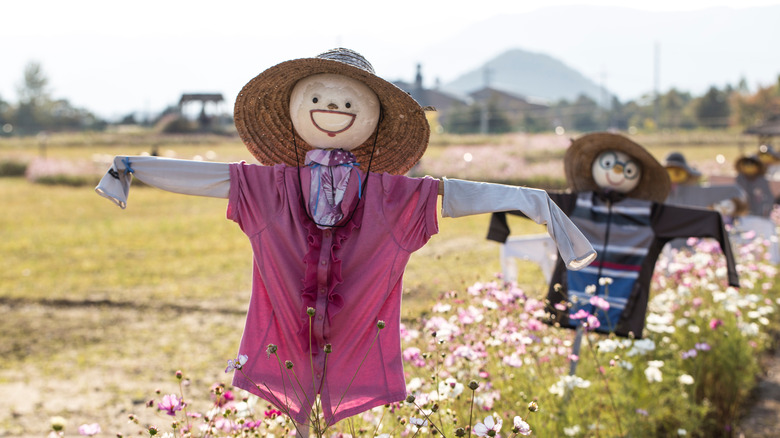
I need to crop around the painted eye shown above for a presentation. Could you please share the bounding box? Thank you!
[624,161,640,179]
[312,97,319,104]
[598,152,617,170]
[345,102,351,109]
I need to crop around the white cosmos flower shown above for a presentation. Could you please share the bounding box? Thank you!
[678,374,695,385]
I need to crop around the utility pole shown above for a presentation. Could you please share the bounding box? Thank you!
[653,42,660,130]
[480,66,492,135]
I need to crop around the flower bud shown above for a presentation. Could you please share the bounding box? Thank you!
[528,401,539,412]
[455,428,466,437]
[285,360,294,369]
[377,320,386,329]
[468,380,479,390]
[148,426,158,436]
[405,395,416,403]
[324,344,333,354]
[307,307,316,317]
[266,344,278,355]
[175,370,183,380]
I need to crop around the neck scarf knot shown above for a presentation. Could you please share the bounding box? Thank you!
[305,149,361,227]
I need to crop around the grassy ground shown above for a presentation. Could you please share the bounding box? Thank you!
[0,129,766,436]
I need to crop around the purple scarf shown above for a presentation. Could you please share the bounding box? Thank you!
[305,149,361,227]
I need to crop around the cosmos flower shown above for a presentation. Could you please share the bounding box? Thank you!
[473,414,502,437]
[77,424,101,436]
[513,416,532,435]
[158,394,185,416]
[225,354,248,373]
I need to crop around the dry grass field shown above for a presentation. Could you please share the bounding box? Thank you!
[0,129,773,436]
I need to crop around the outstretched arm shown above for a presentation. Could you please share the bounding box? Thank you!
[439,178,596,271]
[95,156,231,209]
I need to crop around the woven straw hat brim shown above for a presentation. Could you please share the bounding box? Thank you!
[234,57,429,175]
[564,132,671,203]
[664,153,702,184]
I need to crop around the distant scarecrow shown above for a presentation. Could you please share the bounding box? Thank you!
[487,132,739,338]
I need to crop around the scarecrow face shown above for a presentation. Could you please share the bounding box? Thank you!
[666,166,689,184]
[591,150,642,193]
[737,160,761,177]
[290,73,381,150]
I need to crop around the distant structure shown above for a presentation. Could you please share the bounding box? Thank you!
[743,114,780,146]
[392,64,466,132]
[467,87,549,121]
[178,93,225,128]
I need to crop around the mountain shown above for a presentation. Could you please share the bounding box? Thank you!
[386,5,780,104]
[440,48,609,104]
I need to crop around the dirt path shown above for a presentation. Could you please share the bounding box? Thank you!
[736,345,780,437]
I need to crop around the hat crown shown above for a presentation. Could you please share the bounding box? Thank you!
[317,48,375,75]
[664,151,690,168]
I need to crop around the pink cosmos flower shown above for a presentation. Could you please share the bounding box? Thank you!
[569,309,590,320]
[585,314,601,330]
[264,409,283,418]
[691,297,703,308]
[709,318,724,330]
[554,302,568,311]
[77,423,101,436]
[513,416,532,435]
[473,414,502,436]
[589,296,610,310]
[158,394,184,416]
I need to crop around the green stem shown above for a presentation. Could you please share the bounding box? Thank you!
[468,388,475,438]
[585,333,624,436]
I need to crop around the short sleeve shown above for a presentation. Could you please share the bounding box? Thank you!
[380,174,439,251]
[227,163,286,236]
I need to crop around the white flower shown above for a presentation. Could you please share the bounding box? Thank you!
[563,425,581,436]
[585,284,597,294]
[647,360,664,368]
[473,414,502,436]
[645,366,663,383]
[225,354,248,373]
[482,299,498,310]
[406,377,424,392]
[597,338,621,353]
[677,428,688,436]
[627,338,656,356]
[687,325,701,334]
[678,374,695,385]
[549,375,591,397]
[432,303,451,313]
[438,378,464,399]
[410,417,428,427]
[598,277,613,286]
[513,416,532,436]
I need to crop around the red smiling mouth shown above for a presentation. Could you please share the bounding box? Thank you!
[309,110,357,137]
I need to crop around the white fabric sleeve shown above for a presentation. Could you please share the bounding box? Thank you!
[95,156,231,209]
[440,177,596,270]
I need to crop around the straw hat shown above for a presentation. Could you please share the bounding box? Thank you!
[234,48,430,175]
[664,151,702,183]
[564,132,671,203]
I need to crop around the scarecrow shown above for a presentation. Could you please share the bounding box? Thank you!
[96,48,596,430]
[487,132,739,339]
[732,154,780,263]
[664,151,746,221]
[735,154,775,217]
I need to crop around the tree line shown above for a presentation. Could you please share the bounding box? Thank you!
[2,62,779,136]
[446,76,780,134]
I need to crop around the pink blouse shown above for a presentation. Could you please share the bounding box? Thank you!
[227,162,439,425]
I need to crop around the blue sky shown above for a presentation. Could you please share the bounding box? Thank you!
[4,0,779,120]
